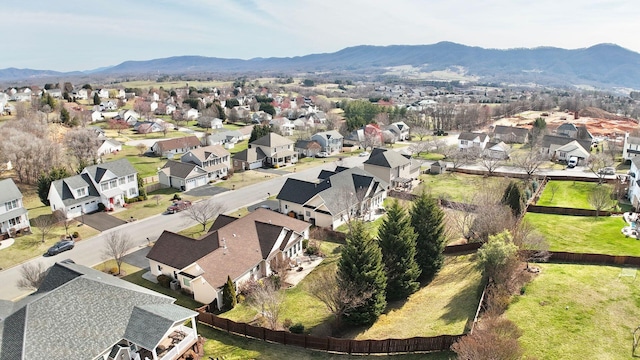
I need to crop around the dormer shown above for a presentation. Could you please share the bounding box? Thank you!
[74,186,89,199]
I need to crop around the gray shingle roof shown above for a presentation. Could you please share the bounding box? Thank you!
[493,125,529,136]
[0,261,195,360]
[153,136,201,153]
[363,148,410,168]
[458,132,488,141]
[82,158,137,181]
[50,173,101,207]
[124,304,195,351]
[160,160,204,180]
[541,135,592,152]
[0,178,23,205]
[250,132,293,147]
[232,147,267,162]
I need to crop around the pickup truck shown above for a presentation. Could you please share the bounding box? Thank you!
[167,200,192,214]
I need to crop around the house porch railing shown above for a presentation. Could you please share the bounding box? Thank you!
[158,325,197,360]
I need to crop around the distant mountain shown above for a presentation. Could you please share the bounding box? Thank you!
[2,42,640,89]
[0,67,78,82]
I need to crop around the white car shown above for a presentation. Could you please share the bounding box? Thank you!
[316,151,329,158]
[359,151,370,157]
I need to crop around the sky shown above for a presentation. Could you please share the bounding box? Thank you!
[3,0,640,72]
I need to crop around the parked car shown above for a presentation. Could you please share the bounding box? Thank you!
[47,238,74,256]
[359,151,370,157]
[567,156,578,168]
[316,151,329,158]
[433,129,449,136]
[167,200,192,214]
[598,167,615,175]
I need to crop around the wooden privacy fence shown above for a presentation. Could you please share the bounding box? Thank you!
[196,312,462,354]
[527,205,615,217]
[548,251,640,266]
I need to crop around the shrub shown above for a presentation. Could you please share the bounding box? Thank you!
[304,240,320,256]
[109,267,118,274]
[138,195,147,201]
[302,239,309,249]
[282,318,293,329]
[172,194,182,201]
[237,278,260,297]
[269,274,281,289]
[221,175,228,180]
[157,274,172,288]
[97,203,106,211]
[236,294,245,303]
[72,231,79,239]
[289,322,305,334]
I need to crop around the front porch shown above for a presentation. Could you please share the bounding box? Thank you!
[267,150,298,167]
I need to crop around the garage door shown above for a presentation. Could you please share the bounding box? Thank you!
[196,176,207,187]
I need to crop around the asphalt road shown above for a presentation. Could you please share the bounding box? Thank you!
[0,155,366,301]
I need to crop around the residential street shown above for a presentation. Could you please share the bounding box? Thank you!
[0,155,366,301]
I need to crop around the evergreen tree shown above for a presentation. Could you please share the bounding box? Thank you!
[337,220,387,325]
[60,107,70,125]
[377,200,421,301]
[502,181,525,217]
[37,167,70,206]
[93,92,100,105]
[249,124,271,142]
[222,275,237,310]
[410,192,446,281]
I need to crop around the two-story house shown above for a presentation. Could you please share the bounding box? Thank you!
[628,157,640,209]
[232,133,297,170]
[147,208,310,308]
[363,148,420,189]
[48,159,139,219]
[277,166,388,229]
[180,145,230,180]
[623,133,640,162]
[0,178,31,237]
[151,136,202,158]
[493,125,530,144]
[386,121,411,141]
[457,132,490,152]
[311,130,343,154]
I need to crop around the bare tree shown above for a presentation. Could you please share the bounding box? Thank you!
[512,151,546,178]
[32,215,56,243]
[65,127,101,172]
[586,153,614,184]
[411,126,431,141]
[17,262,49,291]
[512,220,550,269]
[108,119,129,136]
[53,209,72,237]
[182,200,225,231]
[479,155,504,175]
[589,185,614,217]
[135,143,147,156]
[443,145,471,170]
[247,280,284,330]
[306,269,373,327]
[102,231,133,275]
[548,182,560,201]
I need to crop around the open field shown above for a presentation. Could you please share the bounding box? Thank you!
[113,80,234,89]
[537,180,615,209]
[416,172,511,202]
[506,263,640,360]
[102,145,166,178]
[523,213,640,256]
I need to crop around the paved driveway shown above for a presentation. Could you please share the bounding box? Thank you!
[184,184,229,197]
[78,212,127,232]
[122,246,152,269]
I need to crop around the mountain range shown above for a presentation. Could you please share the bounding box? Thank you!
[2,42,640,89]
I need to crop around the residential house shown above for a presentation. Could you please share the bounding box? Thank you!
[251,111,273,124]
[135,121,165,134]
[72,88,88,100]
[91,110,104,122]
[150,101,158,113]
[270,117,295,136]
[311,130,343,154]
[46,89,62,99]
[97,138,122,156]
[11,91,31,102]
[233,133,297,171]
[118,109,140,125]
[294,139,322,158]
[552,140,591,163]
[48,159,139,218]
[158,160,209,191]
[0,260,199,360]
[556,123,578,138]
[147,208,310,307]
[277,166,387,229]
[457,132,490,152]
[197,117,223,129]
[492,125,529,144]
[180,145,230,180]
[151,136,201,157]
[484,141,510,159]
[540,135,592,161]
[186,108,199,120]
[628,157,640,209]
[363,148,420,189]
[99,100,117,111]
[165,104,177,115]
[344,124,384,149]
[623,133,640,162]
[0,178,30,237]
[386,121,411,141]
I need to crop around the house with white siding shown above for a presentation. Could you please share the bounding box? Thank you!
[0,178,30,237]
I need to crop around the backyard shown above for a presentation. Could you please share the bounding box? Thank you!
[537,180,615,209]
[506,263,640,360]
[523,213,640,256]
[415,172,512,202]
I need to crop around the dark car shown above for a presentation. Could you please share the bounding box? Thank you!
[167,200,192,214]
[433,129,449,136]
[47,238,75,256]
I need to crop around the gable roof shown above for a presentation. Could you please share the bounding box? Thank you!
[147,230,221,269]
[159,160,205,180]
[0,178,23,204]
[232,147,267,162]
[250,132,293,147]
[364,148,411,168]
[0,261,195,360]
[50,173,100,207]
[541,135,592,152]
[312,130,343,141]
[294,139,321,150]
[554,140,590,157]
[626,135,640,146]
[185,145,229,162]
[493,125,529,136]
[458,132,489,141]
[153,136,201,153]
[82,158,137,181]
[557,123,578,132]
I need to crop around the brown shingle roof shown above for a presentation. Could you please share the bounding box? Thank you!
[147,230,220,269]
[187,145,229,162]
[154,136,201,153]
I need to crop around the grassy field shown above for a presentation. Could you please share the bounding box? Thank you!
[102,145,167,178]
[506,263,640,360]
[352,254,481,339]
[524,213,640,256]
[110,189,197,222]
[537,180,615,209]
[416,173,510,202]
[215,170,278,190]
[199,325,453,360]
[113,80,234,89]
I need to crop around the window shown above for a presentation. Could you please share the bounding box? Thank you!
[127,174,135,183]
[5,200,18,211]
[110,179,118,188]
[460,140,468,145]
[8,217,20,226]
[129,188,136,196]
[183,277,191,286]
[76,188,86,197]
[118,177,126,185]
[101,182,109,191]
[305,211,310,217]
[157,265,162,271]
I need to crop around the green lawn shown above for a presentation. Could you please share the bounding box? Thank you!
[524,213,640,256]
[101,145,166,179]
[352,254,481,339]
[122,269,204,309]
[506,263,640,360]
[413,153,446,161]
[415,173,510,202]
[228,139,249,155]
[537,181,615,209]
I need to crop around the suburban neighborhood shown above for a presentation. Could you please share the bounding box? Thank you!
[0,62,640,360]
